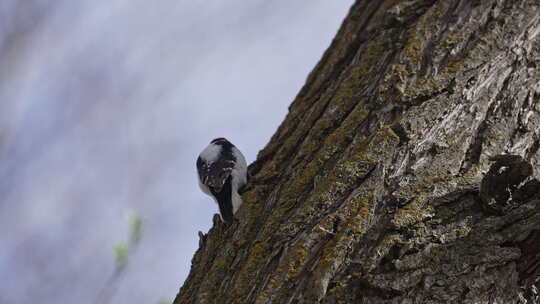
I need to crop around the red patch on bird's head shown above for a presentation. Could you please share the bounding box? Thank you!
[211,137,227,144]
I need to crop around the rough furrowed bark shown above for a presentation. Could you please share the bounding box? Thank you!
[175,0,540,303]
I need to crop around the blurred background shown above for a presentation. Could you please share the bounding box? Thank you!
[0,1,353,303]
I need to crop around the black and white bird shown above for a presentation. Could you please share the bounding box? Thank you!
[197,138,247,224]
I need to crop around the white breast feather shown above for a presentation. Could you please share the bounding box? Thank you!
[231,146,247,213]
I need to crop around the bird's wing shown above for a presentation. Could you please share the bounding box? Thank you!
[197,155,236,193]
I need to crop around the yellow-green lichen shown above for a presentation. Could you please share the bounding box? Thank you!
[232,241,270,301]
[392,199,435,229]
[287,242,310,279]
[405,26,423,63]
[318,241,338,271]
[340,189,376,235]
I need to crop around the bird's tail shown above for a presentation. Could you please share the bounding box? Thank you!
[215,176,234,224]
[217,196,234,224]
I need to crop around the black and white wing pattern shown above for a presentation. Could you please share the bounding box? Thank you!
[197,153,236,193]
[197,140,237,192]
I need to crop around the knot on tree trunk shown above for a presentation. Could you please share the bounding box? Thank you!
[480,155,540,214]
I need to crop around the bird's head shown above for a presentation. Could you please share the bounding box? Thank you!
[211,137,228,144]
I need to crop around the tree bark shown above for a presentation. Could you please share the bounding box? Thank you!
[175,0,540,303]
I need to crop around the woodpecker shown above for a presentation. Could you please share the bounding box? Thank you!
[197,138,247,224]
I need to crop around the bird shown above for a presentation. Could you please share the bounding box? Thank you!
[196,137,247,224]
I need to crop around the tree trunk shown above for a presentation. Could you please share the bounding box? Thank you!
[175,0,540,303]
